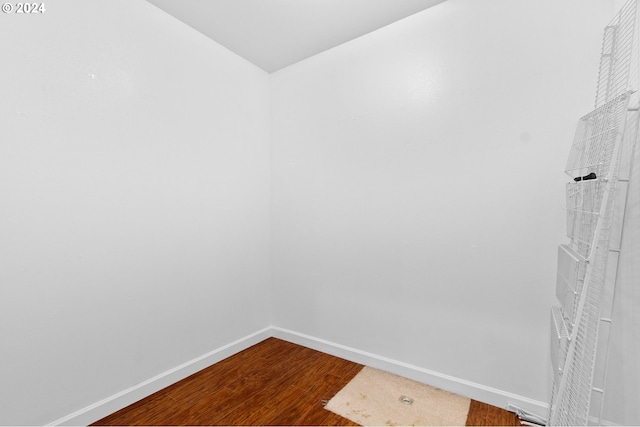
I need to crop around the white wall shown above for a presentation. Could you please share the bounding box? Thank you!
[270,0,616,407]
[0,1,271,425]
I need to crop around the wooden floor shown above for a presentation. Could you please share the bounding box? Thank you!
[92,338,520,426]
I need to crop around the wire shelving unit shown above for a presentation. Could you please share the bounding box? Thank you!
[548,0,638,425]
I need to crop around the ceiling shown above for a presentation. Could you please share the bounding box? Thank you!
[145,0,447,73]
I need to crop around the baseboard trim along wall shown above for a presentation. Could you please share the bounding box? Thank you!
[270,326,549,420]
[47,327,273,426]
[49,325,548,425]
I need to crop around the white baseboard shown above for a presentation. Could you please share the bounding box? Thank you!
[270,326,549,420]
[48,325,549,425]
[47,327,272,426]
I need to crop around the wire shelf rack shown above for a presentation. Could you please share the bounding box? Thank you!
[549,0,637,424]
[551,100,628,425]
[565,93,630,180]
[595,0,637,108]
[549,205,618,426]
[551,96,629,427]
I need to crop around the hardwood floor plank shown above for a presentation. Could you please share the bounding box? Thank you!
[264,374,351,426]
[466,399,489,426]
[92,337,520,426]
[466,399,521,426]
[485,402,521,426]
